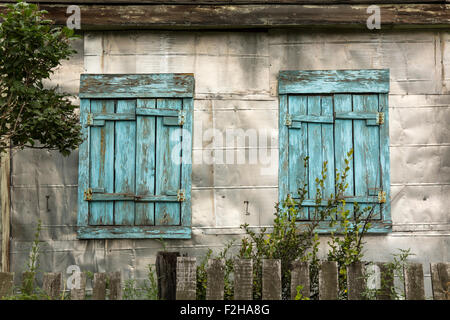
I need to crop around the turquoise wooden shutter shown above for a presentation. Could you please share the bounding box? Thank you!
[278,70,391,233]
[77,74,194,239]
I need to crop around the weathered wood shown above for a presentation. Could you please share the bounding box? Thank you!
[176,257,197,300]
[0,0,444,4]
[234,259,253,300]
[430,263,449,300]
[108,271,122,300]
[279,70,389,94]
[92,272,107,300]
[1,149,10,272]
[1,4,449,30]
[0,272,14,298]
[206,259,225,300]
[319,261,338,300]
[376,262,395,300]
[156,251,180,300]
[77,225,192,239]
[79,74,195,98]
[70,272,86,300]
[262,259,281,300]
[347,262,366,300]
[42,272,62,300]
[403,263,425,300]
[290,261,310,300]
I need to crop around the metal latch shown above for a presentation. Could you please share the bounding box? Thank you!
[178,111,186,126]
[84,188,92,201]
[377,112,384,125]
[378,190,386,203]
[177,189,186,202]
[285,114,292,126]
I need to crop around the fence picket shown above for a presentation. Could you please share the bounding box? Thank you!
[234,259,253,300]
[108,271,122,300]
[430,262,449,300]
[42,272,62,299]
[290,261,310,300]
[0,272,14,298]
[70,272,86,300]
[404,263,425,300]
[176,257,197,300]
[206,259,225,300]
[92,272,107,300]
[262,259,281,300]
[347,262,366,300]
[319,261,338,300]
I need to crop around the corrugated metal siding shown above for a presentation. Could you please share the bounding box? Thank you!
[7,30,449,296]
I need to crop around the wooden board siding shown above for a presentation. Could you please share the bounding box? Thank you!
[0,4,449,30]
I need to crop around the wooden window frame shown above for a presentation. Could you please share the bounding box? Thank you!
[278,69,392,233]
[77,74,194,239]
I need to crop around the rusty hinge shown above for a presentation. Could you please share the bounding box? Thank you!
[84,188,92,201]
[178,110,186,126]
[177,189,186,202]
[86,113,93,126]
[378,190,386,203]
[377,112,385,125]
[285,114,292,126]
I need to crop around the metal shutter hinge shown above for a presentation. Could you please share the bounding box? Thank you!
[178,110,186,125]
[378,190,386,203]
[285,114,292,126]
[84,188,92,201]
[377,112,384,125]
[177,189,186,202]
[86,113,92,126]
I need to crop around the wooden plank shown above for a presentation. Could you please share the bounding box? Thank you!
[353,94,381,220]
[262,259,281,300]
[93,113,135,121]
[287,95,308,219]
[108,271,122,300]
[136,108,179,117]
[78,225,192,239]
[234,259,253,300]
[319,261,338,300]
[80,74,194,98]
[278,95,289,204]
[335,111,378,120]
[1,148,10,272]
[430,262,450,300]
[12,4,450,30]
[0,272,14,298]
[307,96,322,217]
[92,273,107,300]
[89,100,114,226]
[42,272,62,300]
[404,263,425,300]
[206,259,225,300]
[135,100,156,226]
[180,98,193,235]
[321,96,335,202]
[176,257,197,300]
[290,261,310,300]
[89,193,178,202]
[70,272,86,300]
[291,114,333,124]
[156,251,180,300]
[379,94,391,227]
[77,99,91,228]
[155,99,182,226]
[114,99,136,226]
[280,70,390,94]
[347,262,366,300]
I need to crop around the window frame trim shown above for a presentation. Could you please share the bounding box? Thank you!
[278,69,391,234]
[77,74,194,239]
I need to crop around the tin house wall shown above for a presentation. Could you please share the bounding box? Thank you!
[6,30,449,296]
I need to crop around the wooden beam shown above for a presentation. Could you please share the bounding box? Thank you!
[0,0,446,4]
[0,149,10,273]
[1,4,449,30]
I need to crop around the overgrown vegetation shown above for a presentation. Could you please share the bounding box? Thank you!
[123,265,159,300]
[0,1,82,156]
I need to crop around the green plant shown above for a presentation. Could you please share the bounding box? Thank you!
[0,1,82,156]
[294,285,310,300]
[123,265,159,300]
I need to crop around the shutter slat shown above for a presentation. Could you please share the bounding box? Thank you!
[114,100,136,225]
[321,96,335,208]
[136,99,156,226]
[89,100,115,225]
[288,95,308,219]
[155,99,182,226]
[353,95,381,220]
[307,96,323,212]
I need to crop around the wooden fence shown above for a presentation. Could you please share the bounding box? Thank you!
[0,259,448,300]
